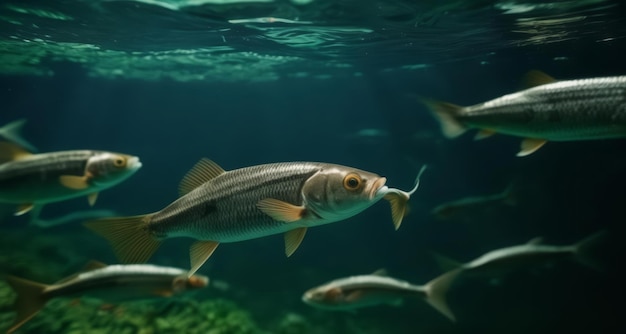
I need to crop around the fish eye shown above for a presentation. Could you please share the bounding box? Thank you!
[343,173,362,191]
[113,157,126,167]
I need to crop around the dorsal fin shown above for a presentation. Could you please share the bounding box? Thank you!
[527,237,543,245]
[81,260,108,272]
[178,158,225,196]
[371,268,388,276]
[522,70,557,89]
[0,141,33,163]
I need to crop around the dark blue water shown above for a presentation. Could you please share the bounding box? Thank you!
[1,0,626,333]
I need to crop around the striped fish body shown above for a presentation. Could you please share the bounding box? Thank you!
[458,76,626,140]
[149,162,381,242]
[0,150,97,203]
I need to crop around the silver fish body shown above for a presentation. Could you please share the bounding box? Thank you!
[424,73,626,156]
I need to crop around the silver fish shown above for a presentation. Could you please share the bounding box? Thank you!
[85,159,425,276]
[302,268,459,321]
[4,261,209,334]
[431,183,516,221]
[0,142,142,216]
[422,71,626,156]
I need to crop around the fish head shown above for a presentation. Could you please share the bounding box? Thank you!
[86,152,142,186]
[302,285,348,309]
[172,274,209,294]
[302,166,387,222]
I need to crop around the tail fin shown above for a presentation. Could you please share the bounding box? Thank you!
[0,119,37,153]
[499,182,518,207]
[420,98,467,138]
[423,268,462,322]
[83,214,161,264]
[573,230,608,272]
[5,275,49,334]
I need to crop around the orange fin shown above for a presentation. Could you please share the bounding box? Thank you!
[188,240,219,277]
[257,199,305,222]
[284,227,307,257]
[14,203,34,216]
[474,129,496,140]
[59,175,89,190]
[420,99,467,138]
[0,141,33,164]
[87,192,99,206]
[517,138,547,157]
[522,70,557,88]
[5,275,49,334]
[83,214,160,264]
[383,193,409,230]
[179,158,225,196]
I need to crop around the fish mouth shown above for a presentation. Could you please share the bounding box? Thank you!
[369,177,387,200]
[127,156,142,169]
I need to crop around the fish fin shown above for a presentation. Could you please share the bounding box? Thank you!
[522,70,557,88]
[284,227,307,257]
[14,203,34,216]
[59,175,90,190]
[424,268,462,322]
[573,230,608,272]
[517,138,547,157]
[420,99,467,138]
[179,158,226,196]
[188,240,219,277]
[474,129,496,140]
[526,237,543,245]
[82,260,108,272]
[256,199,305,222]
[430,251,464,272]
[371,268,388,276]
[499,182,517,206]
[5,275,49,334]
[152,289,174,297]
[0,141,33,163]
[87,192,99,206]
[83,214,160,264]
[345,290,363,302]
[383,193,409,230]
[0,119,37,153]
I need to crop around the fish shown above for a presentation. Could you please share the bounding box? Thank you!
[85,159,426,276]
[302,268,460,321]
[3,261,209,334]
[0,142,142,216]
[431,183,516,221]
[421,71,626,156]
[432,230,607,276]
[0,119,37,153]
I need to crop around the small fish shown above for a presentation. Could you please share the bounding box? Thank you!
[302,268,460,321]
[85,159,426,276]
[0,142,142,216]
[0,119,37,153]
[431,183,516,221]
[432,230,607,276]
[4,261,209,334]
[422,71,626,156]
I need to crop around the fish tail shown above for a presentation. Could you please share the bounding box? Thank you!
[83,214,161,264]
[420,98,467,138]
[573,230,608,272]
[0,119,37,152]
[423,268,462,322]
[500,182,518,206]
[4,275,49,334]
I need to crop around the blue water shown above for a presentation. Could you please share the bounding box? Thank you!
[1,0,626,333]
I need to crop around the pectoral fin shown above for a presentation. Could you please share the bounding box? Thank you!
[257,199,305,222]
[59,175,90,190]
[14,203,34,216]
[284,227,307,257]
[189,240,219,277]
[517,138,547,157]
[87,193,99,206]
[474,129,496,140]
[383,193,409,230]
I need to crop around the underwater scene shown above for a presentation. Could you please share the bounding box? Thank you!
[1,0,626,333]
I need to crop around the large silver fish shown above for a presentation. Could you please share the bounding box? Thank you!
[85,159,425,276]
[0,142,142,216]
[302,269,459,321]
[422,72,626,156]
[4,261,209,334]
